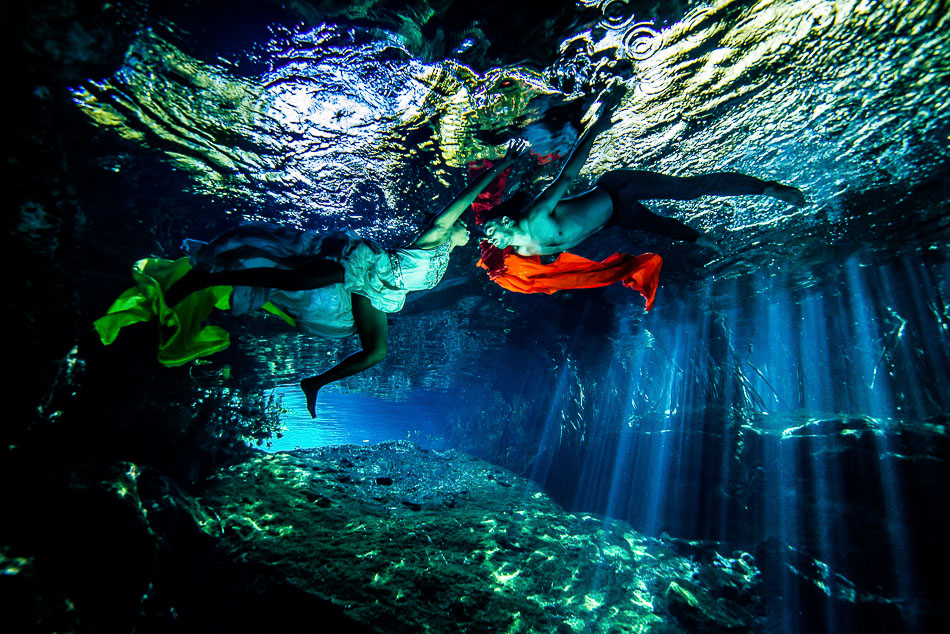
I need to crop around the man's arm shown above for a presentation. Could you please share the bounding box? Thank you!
[412,139,528,248]
[527,83,625,215]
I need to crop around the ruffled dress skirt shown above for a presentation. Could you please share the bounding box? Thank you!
[185,223,410,339]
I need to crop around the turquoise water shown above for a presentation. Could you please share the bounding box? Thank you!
[264,387,453,451]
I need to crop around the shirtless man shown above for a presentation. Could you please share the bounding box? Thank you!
[484,83,806,256]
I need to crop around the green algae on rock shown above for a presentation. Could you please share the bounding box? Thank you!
[198,441,762,632]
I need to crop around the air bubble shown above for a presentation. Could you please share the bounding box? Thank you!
[622,22,661,61]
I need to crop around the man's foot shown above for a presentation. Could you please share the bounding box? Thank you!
[695,233,725,256]
[300,377,323,418]
[763,182,806,207]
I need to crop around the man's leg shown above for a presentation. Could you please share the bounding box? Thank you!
[614,201,724,254]
[166,258,344,306]
[614,201,700,242]
[599,169,804,205]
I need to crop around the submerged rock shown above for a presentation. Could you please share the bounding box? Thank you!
[195,441,763,632]
[3,442,763,632]
[4,442,763,631]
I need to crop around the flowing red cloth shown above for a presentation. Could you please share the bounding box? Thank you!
[468,159,511,225]
[467,151,559,224]
[477,244,663,311]
[468,156,663,311]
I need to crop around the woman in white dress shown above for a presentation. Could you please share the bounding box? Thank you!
[166,140,527,416]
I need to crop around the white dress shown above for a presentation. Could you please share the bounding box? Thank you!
[184,223,452,339]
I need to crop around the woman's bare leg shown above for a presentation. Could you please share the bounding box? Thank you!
[300,294,388,417]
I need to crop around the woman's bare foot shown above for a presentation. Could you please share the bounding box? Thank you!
[300,377,324,418]
[763,182,806,206]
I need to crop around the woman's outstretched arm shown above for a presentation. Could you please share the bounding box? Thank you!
[411,138,528,249]
[299,293,388,418]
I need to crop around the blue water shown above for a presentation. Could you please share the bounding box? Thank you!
[263,387,453,451]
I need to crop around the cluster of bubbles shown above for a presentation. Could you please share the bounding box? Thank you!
[596,0,663,62]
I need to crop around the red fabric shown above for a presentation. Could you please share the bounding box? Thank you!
[468,159,511,225]
[468,153,662,311]
[467,151,560,224]
[477,246,663,311]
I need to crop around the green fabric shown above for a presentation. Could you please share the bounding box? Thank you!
[95,257,298,367]
[260,300,297,328]
[94,257,232,367]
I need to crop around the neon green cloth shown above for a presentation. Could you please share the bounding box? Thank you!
[94,257,297,367]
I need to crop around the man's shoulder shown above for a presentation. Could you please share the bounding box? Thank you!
[522,199,559,221]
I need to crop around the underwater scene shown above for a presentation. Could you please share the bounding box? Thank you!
[4,0,949,631]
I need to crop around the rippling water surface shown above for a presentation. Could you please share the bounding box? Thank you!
[73,0,947,410]
[67,0,950,447]
[73,0,948,260]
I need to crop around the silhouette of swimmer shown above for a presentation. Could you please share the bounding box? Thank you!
[484,82,806,257]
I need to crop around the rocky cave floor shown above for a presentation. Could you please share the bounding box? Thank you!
[4,441,764,633]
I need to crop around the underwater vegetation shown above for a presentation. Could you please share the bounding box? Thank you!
[4,0,949,632]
